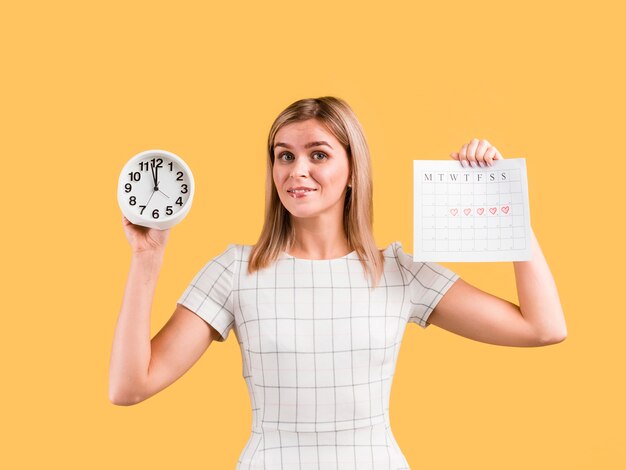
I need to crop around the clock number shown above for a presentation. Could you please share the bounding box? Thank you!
[176,171,184,181]
[129,196,136,206]
[152,209,160,219]
[139,162,150,171]
[128,172,141,181]
[168,162,173,171]
[139,205,146,215]
[180,184,188,194]
[125,183,132,193]
[150,158,163,169]
[176,197,183,206]
[166,206,173,216]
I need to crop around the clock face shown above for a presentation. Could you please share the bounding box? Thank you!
[118,150,194,228]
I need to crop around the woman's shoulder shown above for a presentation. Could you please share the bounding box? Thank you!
[381,240,459,282]
[198,243,248,267]
[380,241,442,270]
[380,240,408,258]
[222,243,251,259]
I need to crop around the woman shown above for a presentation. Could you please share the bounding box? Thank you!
[109,96,566,469]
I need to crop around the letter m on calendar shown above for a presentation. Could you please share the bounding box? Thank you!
[413,158,532,262]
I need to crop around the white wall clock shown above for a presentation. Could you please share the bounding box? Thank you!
[117,149,195,230]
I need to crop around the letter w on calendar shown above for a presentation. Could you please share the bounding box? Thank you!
[413,158,532,262]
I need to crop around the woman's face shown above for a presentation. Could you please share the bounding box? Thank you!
[272,119,351,223]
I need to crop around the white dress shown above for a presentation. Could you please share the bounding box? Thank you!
[178,241,459,469]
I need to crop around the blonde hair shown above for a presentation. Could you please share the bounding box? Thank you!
[248,96,384,288]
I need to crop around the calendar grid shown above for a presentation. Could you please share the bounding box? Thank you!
[414,159,532,262]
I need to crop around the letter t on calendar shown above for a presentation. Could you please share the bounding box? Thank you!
[413,158,532,262]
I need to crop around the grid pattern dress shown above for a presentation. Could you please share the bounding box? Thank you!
[177,241,459,469]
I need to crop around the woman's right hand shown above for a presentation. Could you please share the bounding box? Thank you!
[121,214,171,254]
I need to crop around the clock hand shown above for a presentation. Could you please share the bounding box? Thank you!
[145,189,156,208]
[158,188,170,198]
[155,163,160,191]
[151,161,158,190]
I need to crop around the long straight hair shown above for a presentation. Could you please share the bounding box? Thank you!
[248,96,384,288]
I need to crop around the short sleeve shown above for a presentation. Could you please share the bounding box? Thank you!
[394,242,459,329]
[177,244,237,342]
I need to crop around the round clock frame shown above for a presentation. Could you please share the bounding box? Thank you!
[117,149,195,230]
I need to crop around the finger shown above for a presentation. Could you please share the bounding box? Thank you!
[493,148,504,160]
[475,140,489,158]
[450,152,460,160]
[475,140,490,167]
[459,144,469,168]
[484,147,497,166]
[466,138,479,167]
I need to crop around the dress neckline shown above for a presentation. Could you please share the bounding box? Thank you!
[281,249,357,261]
[277,241,398,262]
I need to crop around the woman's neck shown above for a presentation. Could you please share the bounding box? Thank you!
[288,219,351,260]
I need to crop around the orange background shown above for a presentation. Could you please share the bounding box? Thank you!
[1,1,624,468]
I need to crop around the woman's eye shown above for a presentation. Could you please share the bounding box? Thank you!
[278,152,326,161]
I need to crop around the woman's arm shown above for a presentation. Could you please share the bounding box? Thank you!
[427,139,567,346]
[427,227,567,347]
[109,217,220,405]
[109,250,165,404]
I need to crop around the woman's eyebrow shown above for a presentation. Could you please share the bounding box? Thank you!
[274,141,334,150]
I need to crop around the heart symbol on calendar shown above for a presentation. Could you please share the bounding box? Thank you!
[464,208,472,216]
[450,208,458,216]
[501,205,510,214]
[477,208,485,215]
[489,207,497,215]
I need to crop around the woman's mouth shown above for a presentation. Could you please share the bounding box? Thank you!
[287,188,317,199]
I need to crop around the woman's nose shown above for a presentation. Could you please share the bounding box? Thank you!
[290,157,309,178]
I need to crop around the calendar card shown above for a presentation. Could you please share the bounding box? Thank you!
[413,158,532,262]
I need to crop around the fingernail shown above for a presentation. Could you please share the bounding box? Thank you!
[470,161,476,168]
[478,161,484,168]
[461,160,468,168]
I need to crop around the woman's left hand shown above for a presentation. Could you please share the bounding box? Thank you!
[450,138,503,168]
